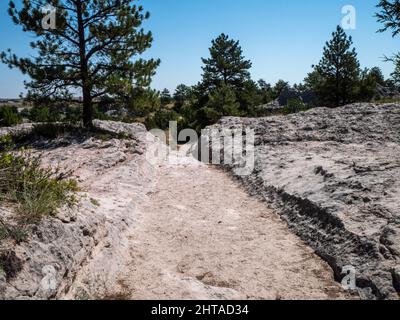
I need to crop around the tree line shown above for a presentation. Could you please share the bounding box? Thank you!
[1,0,400,131]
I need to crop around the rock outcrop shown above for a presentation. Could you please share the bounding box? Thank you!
[256,88,317,113]
[0,120,157,299]
[277,87,316,106]
[374,83,400,101]
[206,103,400,300]
[0,123,34,138]
[2,103,400,300]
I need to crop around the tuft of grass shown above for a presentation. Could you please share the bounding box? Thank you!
[90,198,100,207]
[0,106,21,127]
[0,146,78,224]
[0,218,27,243]
[74,287,91,300]
[0,220,8,241]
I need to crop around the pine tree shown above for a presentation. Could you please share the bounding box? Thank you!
[357,68,379,102]
[257,79,273,104]
[173,84,191,111]
[376,0,400,36]
[390,55,400,87]
[160,88,171,106]
[376,1,400,87]
[311,26,360,107]
[201,33,252,92]
[369,67,386,85]
[200,84,241,124]
[272,80,289,99]
[236,80,262,116]
[1,0,160,127]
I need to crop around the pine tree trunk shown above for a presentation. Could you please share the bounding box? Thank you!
[82,87,93,128]
[335,71,340,108]
[77,0,93,128]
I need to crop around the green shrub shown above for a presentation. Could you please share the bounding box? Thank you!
[90,198,100,207]
[30,123,78,139]
[28,102,65,122]
[281,98,309,115]
[0,218,26,243]
[28,105,50,122]
[64,106,82,123]
[0,149,78,224]
[14,122,130,144]
[19,108,30,119]
[145,109,179,130]
[0,106,21,127]
[0,135,14,151]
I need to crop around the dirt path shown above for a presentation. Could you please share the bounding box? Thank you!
[111,156,348,300]
[2,125,351,300]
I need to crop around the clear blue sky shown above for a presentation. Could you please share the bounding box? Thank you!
[0,0,398,98]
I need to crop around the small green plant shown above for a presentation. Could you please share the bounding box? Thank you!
[64,106,83,124]
[0,134,14,151]
[145,109,179,130]
[28,105,51,122]
[0,218,26,243]
[74,287,92,300]
[0,106,21,127]
[281,98,309,115]
[90,198,100,207]
[0,149,78,224]
[0,220,8,241]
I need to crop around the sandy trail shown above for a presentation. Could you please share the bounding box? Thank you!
[113,156,348,300]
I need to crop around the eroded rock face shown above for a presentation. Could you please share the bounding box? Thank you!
[207,103,400,300]
[277,87,316,106]
[375,83,400,100]
[0,120,156,299]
